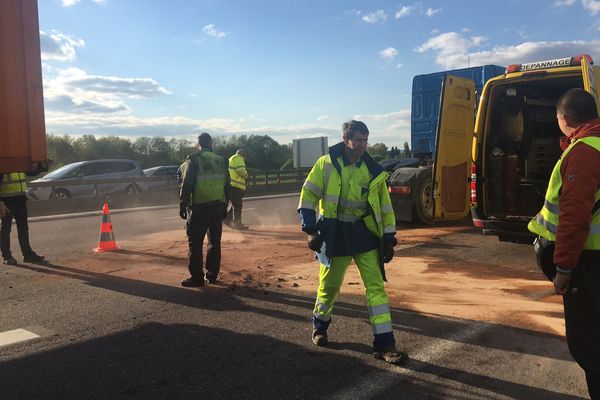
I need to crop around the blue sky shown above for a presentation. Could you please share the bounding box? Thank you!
[38,0,600,148]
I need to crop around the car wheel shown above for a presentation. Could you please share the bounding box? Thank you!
[52,189,71,199]
[125,184,141,194]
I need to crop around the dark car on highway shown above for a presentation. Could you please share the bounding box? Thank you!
[143,165,180,191]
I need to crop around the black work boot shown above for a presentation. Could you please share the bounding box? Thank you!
[373,345,409,365]
[181,277,205,287]
[205,273,218,284]
[233,222,249,230]
[23,252,45,263]
[311,329,328,347]
[3,255,17,265]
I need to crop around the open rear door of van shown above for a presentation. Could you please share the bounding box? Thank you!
[432,75,476,221]
[582,57,600,115]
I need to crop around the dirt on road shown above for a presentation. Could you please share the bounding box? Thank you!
[57,221,565,337]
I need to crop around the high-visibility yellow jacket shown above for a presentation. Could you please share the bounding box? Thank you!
[180,149,228,206]
[0,172,27,197]
[228,154,248,191]
[298,142,396,261]
[528,136,600,251]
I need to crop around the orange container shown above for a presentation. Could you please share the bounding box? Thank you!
[0,0,48,173]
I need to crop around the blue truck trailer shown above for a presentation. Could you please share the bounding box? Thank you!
[388,64,506,224]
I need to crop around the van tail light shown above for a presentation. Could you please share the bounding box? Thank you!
[389,185,411,194]
[470,162,477,205]
[571,54,593,65]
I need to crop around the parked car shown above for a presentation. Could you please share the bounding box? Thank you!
[27,159,145,200]
[143,165,180,191]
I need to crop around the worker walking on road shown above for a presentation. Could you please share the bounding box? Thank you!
[297,120,407,364]
[0,172,44,265]
[225,148,249,230]
[528,88,600,399]
[179,133,229,287]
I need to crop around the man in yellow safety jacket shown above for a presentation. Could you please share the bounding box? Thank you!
[298,120,408,364]
[179,133,230,287]
[225,149,249,230]
[528,88,600,398]
[0,172,44,265]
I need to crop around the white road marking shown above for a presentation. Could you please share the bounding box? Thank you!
[330,319,492,400]
[0,328,40,347]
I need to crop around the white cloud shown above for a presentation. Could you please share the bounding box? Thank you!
[44,111,343,145]
[44,67,170,116]
[351,110,411,145]
[379,47,398,60]
[354,110,410,124]
[395,6,413,18]
[425,8,441,17]
[40,30,85,62]
[202,24,226,39]
[362,10,387,23]
[583,0,600,15]
[416,32,600,69]
[316,115,330,121]
[553,0,600,14]
[416,32,485,69]
[62,0,106,6]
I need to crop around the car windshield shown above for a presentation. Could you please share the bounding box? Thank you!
[42,162,84,179]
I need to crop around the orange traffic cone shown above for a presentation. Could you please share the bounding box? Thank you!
[93,203,120,252]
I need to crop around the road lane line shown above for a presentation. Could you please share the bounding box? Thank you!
[0,328,41,347]
[330,319,491,400]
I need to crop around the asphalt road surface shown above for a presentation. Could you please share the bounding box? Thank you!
[25,194,300,262]
[0,195,590,399]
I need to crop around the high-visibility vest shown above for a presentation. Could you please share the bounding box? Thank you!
[528,136,600,249]
[0,172,27,197]
[228,154,247,191]
[184,150,227,205]
[298,154,396,239]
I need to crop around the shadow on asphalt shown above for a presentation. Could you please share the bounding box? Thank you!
[4,261,580,400]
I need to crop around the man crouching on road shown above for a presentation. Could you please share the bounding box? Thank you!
[297,120,407,364]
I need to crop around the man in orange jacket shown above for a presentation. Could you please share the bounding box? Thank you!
[529,88,600,398]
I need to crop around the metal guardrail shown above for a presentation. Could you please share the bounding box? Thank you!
[26,168,310,199]
[247,168,310,186]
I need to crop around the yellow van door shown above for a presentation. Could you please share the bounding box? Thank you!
[582,57,600,115]
[432,75,476,221]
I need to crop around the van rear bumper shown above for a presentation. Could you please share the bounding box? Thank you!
[471,210,535,244]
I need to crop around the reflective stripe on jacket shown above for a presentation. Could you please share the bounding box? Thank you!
[180,149,227,205]
[298,142,396,260]
[228,154,247,191]
[528,136,600,250]
[0,172,27,197]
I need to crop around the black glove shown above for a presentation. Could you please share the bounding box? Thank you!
[308,234,323,252]
[179,203,188,220]
[383,243,395,263]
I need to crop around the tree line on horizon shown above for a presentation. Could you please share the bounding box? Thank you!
[45,133,411,173]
